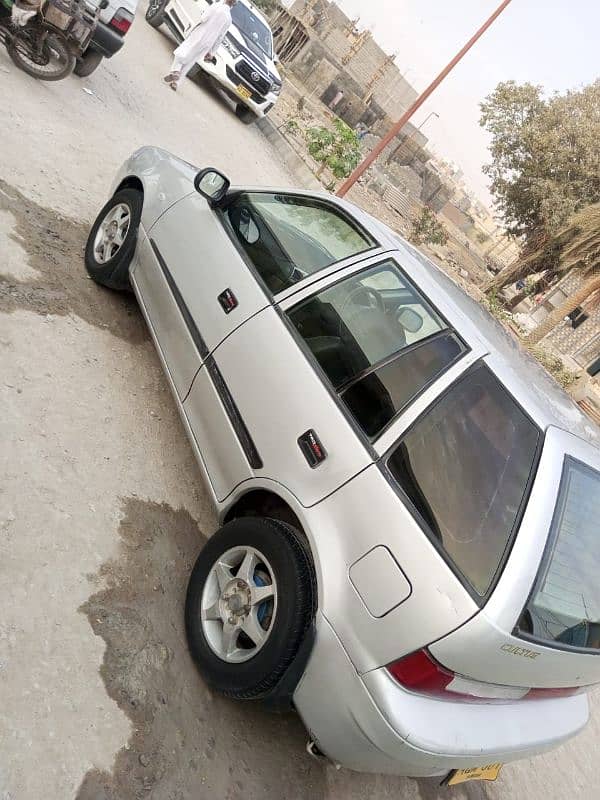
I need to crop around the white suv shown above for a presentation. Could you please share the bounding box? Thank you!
[146,0,282,123]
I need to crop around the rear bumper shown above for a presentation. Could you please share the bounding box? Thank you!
[87,20,124,58]
[293,615,589,776]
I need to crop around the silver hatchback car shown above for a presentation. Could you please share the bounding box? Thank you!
[86,147,600,784]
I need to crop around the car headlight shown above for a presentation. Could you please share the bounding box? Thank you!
[222,39,240,58]
[271,82,282,95]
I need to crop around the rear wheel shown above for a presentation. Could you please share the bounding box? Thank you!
[185,517,316,700]
[74,48,103,77]
[145,0,168,27]
[235,103,258,125]
[8,27,75,81]
[84,189,143,291]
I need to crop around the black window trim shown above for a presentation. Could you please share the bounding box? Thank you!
[381,360,545,607]
[337,328,465,395]
[514,454,600,655]
[284,256,471,443]
[216,189,380,299]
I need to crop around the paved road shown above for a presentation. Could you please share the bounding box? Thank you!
[1,16,599,800]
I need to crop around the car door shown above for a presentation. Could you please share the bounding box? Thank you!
[178,191,385,502]
[133,192,270,401]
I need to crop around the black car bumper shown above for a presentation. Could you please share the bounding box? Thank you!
[87,20,124,58]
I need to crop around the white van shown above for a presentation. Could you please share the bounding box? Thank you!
[146,0,282,123]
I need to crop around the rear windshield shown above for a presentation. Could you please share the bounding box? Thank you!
[518,457,600,652]
[388,365,540,597]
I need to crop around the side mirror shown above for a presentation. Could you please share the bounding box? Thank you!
[194,168,230,207]
[397,307,424,334]
[273,54,279,64]
[99,0,109,8]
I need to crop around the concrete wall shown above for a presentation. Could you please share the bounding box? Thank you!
[542,273,600,366]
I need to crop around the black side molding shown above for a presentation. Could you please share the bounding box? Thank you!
[205,357,263,470]
[150,238,262,471]
[150,239,209,359]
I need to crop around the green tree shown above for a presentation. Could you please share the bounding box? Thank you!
[480,80,600,247]
[524,204,600,345]
[306,119,362,180]
[410,207,449,247]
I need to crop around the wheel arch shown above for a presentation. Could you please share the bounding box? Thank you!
[114,175,144,197]
[223,487,304,536]
[221,487,321,590]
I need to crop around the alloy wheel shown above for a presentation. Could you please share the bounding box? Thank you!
[200,545,277,663]
[93,203,131,265]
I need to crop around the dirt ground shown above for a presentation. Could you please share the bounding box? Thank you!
[1,16,599,800]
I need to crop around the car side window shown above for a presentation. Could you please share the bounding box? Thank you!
[222,193,376,294]
[287,260,467,437]
[387,365,540,598]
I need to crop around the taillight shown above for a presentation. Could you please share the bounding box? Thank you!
[387,649,587,703]
[110,8,134,34]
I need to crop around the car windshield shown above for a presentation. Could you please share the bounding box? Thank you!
[518,457,600,652]
[231,3,273,58]
[223,193,376,293]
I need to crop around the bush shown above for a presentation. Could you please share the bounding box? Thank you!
[410,207,449,247]
[531,348,578,388]
[306,119,362,180]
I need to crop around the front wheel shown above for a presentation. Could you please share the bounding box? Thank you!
[8,27,75,81]
[145,0,168,27]
[85,189,143,291]
[235,103,258,125]
[185,517,316,700]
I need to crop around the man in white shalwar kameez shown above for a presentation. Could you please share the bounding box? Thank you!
[163,0,237,91]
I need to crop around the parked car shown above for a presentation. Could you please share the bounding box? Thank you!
[145,0,281,123]
[85,146,600,784]
[74,0,138,77]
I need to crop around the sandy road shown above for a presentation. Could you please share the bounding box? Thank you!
[0,14,598,800]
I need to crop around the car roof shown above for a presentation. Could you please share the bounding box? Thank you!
[228,186,600,449]
[381,226,600,450]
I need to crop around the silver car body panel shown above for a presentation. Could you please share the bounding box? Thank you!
[430,427,600,688]
[293,615,589,776]
[103,147,600,774]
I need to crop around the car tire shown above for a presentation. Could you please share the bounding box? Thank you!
[185,517,316,700]
[84,189,143,291]
[145,0,168,27]
[235,104,258,125]
[73,49,104,77]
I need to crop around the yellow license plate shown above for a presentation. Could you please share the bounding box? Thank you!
[236,84,252,99]
[447,763,502,786]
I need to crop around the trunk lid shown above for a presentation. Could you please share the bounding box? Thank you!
[429,427,600,691]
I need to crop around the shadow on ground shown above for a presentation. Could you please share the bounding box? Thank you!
[75,498,491,800]
[76,499,327,800]
[0,179,146,345]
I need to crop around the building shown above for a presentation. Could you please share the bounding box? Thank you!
[272,0,419,136]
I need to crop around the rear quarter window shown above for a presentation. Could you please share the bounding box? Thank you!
[387,364,540,598]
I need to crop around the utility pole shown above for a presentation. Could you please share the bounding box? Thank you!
[337,0,514,197]
[386,111,439,164]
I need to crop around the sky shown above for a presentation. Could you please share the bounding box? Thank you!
[328,0,599,208]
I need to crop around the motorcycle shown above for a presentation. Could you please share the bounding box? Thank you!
[0,0,106,81]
